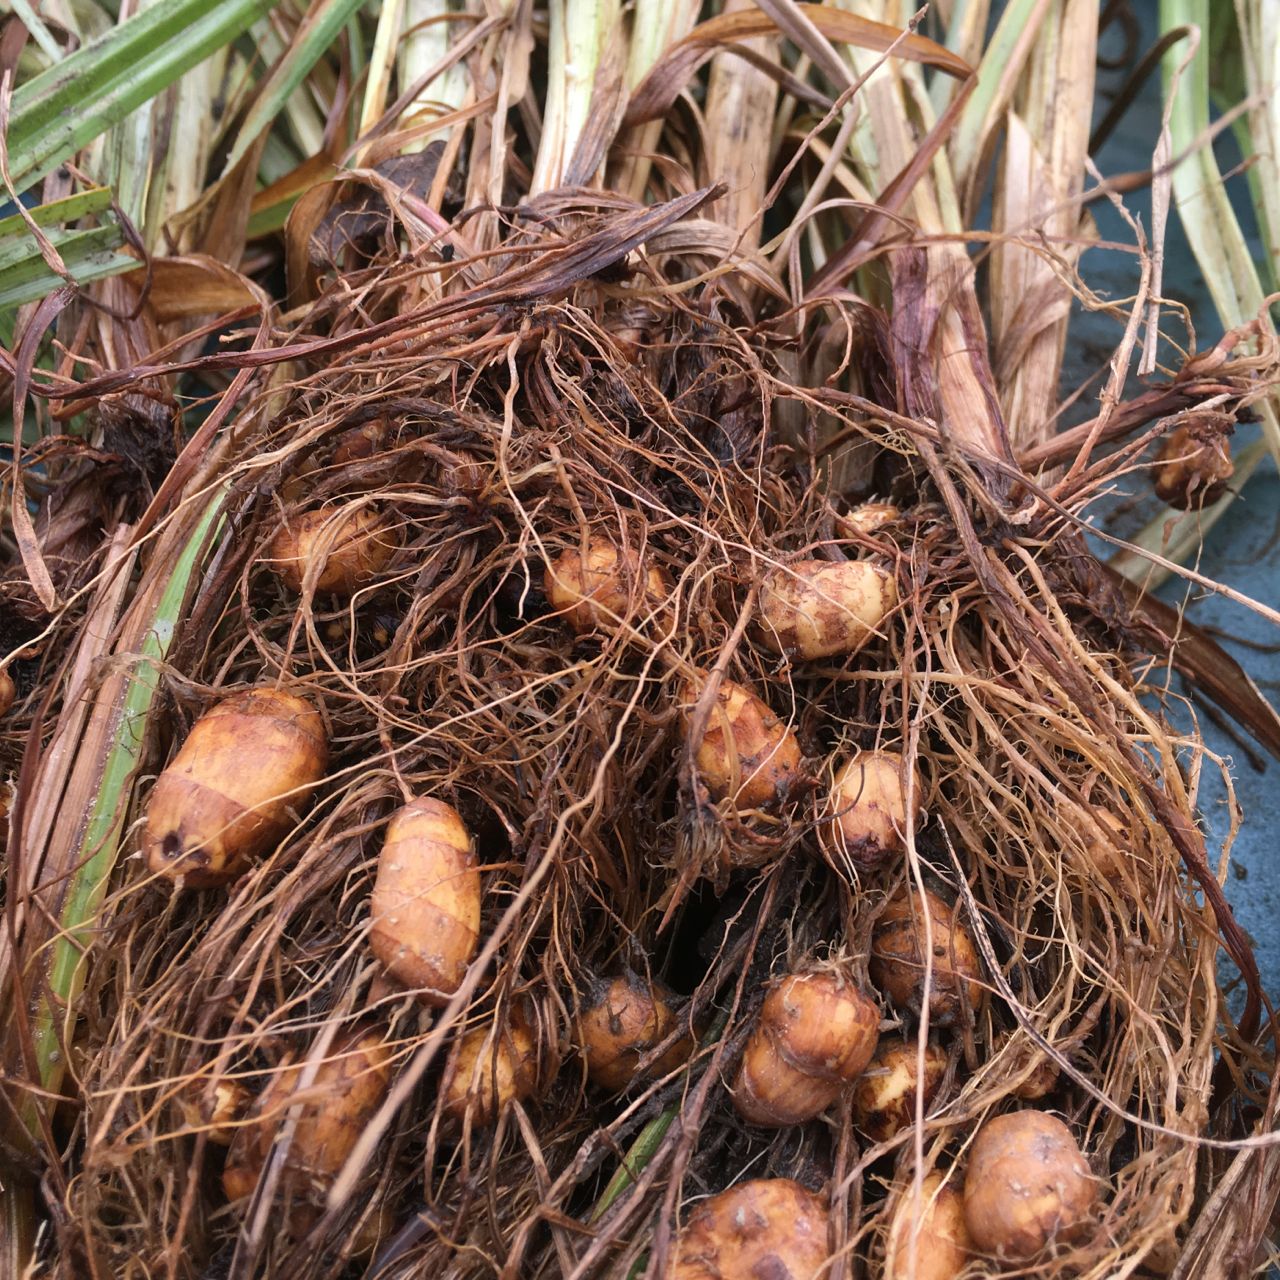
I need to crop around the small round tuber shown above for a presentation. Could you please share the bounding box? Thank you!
[544,535,671,634]
[1153,421,1233,510]
[267,503,397,596]
[838,502,900,536]
[145,688,328,887]
[441,1014,539,1126]
[885,1172,972,1280]
[178,1077,251,1146]
[732,967,880,1128]
[994,1030,1060,1101]
[680,676,803,810]
[331,419,390,466]
[369,798,481,1006]
[0,669,13,717]
[1061,802,1129,884]
[758,558,897,660]
[821,749,921,870]
[671,1178,831,1279]
[852,1036,947,1142]
[870,886,981,1025]
[963,1109,1097,1260]
[578,973,692,1092]
[222,1027,392,1222]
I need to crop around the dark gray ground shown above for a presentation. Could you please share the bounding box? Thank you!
[1071,11,1279,1012]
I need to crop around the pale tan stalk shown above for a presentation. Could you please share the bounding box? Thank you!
[611,0,701,202]
[836,0,1011,469]
[703,0,780,252]
[990,0,1098,453]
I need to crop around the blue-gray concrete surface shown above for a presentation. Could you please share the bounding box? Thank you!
[1072,13,1280,1007]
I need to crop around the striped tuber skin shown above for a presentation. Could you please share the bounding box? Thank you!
[680,675,803,811]
[369,798,481,1006]
[145,689,328,887]
[732,966,880,1127]
[578,973,693,1092]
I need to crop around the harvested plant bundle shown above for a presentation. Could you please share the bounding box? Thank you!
[2,2,1279,1279]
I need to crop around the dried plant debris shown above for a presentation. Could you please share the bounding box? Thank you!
[1,3,1279,1280]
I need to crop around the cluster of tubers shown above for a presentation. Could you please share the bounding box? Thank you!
[141,508,1099,1266]
[669,1108,1097,1276]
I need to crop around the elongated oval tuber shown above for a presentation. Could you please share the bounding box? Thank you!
[672,1178,830,1279]
[222,1027,392,1222]
[544,535,671,634]
[441,1015,539,1126]
[821,749,920,870]
[1153,421,1233,510]
[0,669,13,717]
[870,886,981,1025]
[145,688,328,887]
[579,974,692,1092]
[681,676,803,810]
[267,503,397,596]
[733,968,879,1127]
[758,559,896,660]
[885,1172,971,1280]
[963,1110,1097,1260]
[852,1036,947,1142]
[369,798,480,1006]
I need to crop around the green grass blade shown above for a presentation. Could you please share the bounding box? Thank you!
[0,226,134,311]
[0,187,113,238]
[7,0,278,195]
[29,491,228,1101]
[221,0,366,177]
[590,1110,677,1222]
[949,0,1045,192]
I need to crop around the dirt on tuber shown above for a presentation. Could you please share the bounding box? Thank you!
[870,885,982,1025]
[670,1178,831,1279]
[680,675,803,812]
[441,1012,540,1126]
[963,1109,1097,1260]
[852,1035,948,1142]
[578,973,692,1092]
[821,749,920,870]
